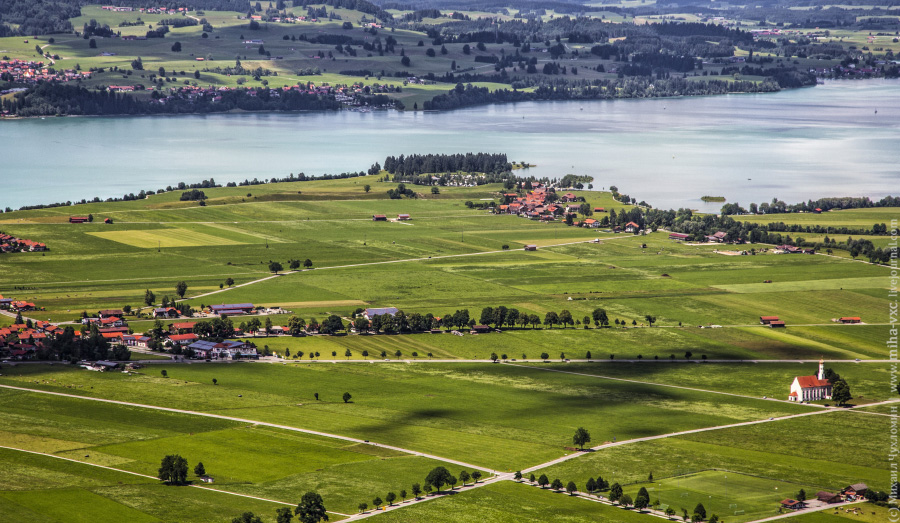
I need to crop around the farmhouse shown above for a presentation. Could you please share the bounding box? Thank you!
[187,340,256,360]
[154,307,180,318]
[69,216,89,223]
[372,215,387,221]
[397,214,411,220]
[168,333,199,345]
[816,491,841,504]
[839,317,861,324]
[98,309,124,318]
[759,316,780,325]
[780,499,807,510]
[594,207,605,213]
[470,325,491,334]
[706,231,727,242]
[208,303,255,316]
[624,221,641,233]
[524,245,537,251]
[364,307,399,320]
[789,359,832,402]
[769,320,786,328]
[170,322,197,333]
[842,483,867,499]
[669,232,690,241]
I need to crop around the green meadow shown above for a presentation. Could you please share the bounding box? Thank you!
[536,411,890,496]
[0,363,811,471]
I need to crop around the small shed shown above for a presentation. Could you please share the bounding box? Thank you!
[524,245,537,251]
[769,321,786,328]
[759,316,780,325]
[397,214,410,220]
[839,317,861,324]
[372,215,387,221]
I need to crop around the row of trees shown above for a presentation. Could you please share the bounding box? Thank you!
[354,466,483,513]
[382,153,512,176]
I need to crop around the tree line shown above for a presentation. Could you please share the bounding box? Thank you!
[382,153,512,176]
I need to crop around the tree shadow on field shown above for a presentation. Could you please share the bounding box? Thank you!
[351,407,457,437]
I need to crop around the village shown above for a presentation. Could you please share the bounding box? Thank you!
[0,231,47,253]
[0,59,91,86]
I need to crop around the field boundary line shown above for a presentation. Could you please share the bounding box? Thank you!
[0,384,500,475]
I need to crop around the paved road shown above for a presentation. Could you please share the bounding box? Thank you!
[0,384,499,475]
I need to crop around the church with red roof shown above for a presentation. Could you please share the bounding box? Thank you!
[789,359,832,402]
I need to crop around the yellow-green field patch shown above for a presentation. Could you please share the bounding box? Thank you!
[87,229,246,248]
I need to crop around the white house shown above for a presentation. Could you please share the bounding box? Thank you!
[789,359,832,401]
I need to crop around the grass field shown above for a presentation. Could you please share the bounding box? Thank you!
[0,363,811,471]
[367,481,653,522]
[536,411,890,494]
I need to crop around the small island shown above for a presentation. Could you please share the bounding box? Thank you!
[701,196,727,202]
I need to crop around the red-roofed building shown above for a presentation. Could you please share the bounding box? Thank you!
[169,333,199,345]
[624,221,641,233]
[839,317,861,324]
[789,359,832,401]
[759,316,780,325]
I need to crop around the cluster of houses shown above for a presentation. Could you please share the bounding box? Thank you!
[0,320,61,360]
[0,60,91,86]
[0,296,39,312]
[775,244,816,254]
[0,232,46,253]
[496,185,580,221]
[780,483,869,511]
[101,5,188,14]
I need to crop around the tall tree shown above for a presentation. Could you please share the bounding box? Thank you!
[425,466,452,493]
[175,281,188,299]
[295,491,329,523]
[158,454,188,485]
[573,427,591,450]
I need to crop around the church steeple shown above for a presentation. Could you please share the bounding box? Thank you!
[818,358,825,380]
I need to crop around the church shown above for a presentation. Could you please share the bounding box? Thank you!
[788,359,832,402]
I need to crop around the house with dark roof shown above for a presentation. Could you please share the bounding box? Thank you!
[839,317,861,324]
[816,491,841,503]
[842,483,867,499]
[669,232,690,241]
[209,304,255,315]
[780,499,807,510]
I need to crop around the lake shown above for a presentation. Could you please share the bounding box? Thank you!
[1,79,898,211]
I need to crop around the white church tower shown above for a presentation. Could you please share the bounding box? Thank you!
[818,358,825,380]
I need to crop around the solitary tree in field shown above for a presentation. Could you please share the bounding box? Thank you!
[144,289,156,306]
[225,277,235,287]
[514,471,522,482]
[342,392,352,403]
[573,427,591,450]
[644,314,656,327]
[194,462,205,476]
[295,491,329,523]
[175,281,188,299]
[161,369,168,378]
[304,259,313,269]
[364,184,371,193]
[158,454,188,484]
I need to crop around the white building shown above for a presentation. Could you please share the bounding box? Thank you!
[789,359,832,401]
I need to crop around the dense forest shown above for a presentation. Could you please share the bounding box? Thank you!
[1,83,343,117]
[383,153,512,175]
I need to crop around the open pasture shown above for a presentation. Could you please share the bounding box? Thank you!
[0,386,468,517]
[536,411,890,493]
[625,470,816,523]
[367,480,651,523]
[87,227,249,248]
[0,362,809,471]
